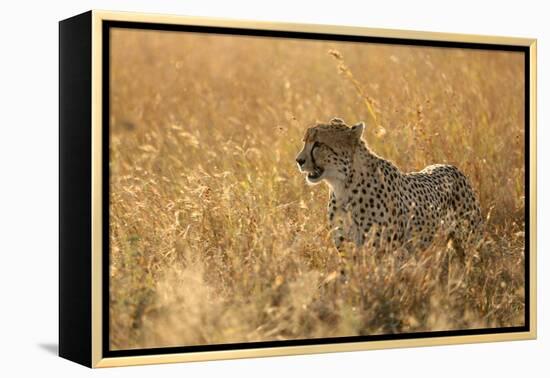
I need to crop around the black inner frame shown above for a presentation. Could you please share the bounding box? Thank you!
[102,20,531,358]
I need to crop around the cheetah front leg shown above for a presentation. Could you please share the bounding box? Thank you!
[328,191,349,280]
[328,191,346,250]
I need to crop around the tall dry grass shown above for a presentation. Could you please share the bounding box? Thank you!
[109,29,525,350]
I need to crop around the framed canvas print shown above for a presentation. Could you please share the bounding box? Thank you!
[59,10,537,368]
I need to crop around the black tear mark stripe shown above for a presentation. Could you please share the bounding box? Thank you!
[310,142,320,169]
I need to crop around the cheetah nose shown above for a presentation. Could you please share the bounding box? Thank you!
[296,158,306,166]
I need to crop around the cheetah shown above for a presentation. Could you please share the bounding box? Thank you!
[296,118,482,252]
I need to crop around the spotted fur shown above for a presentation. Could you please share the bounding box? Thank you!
[296,118,482,251]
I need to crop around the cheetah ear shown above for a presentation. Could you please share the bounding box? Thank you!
[330,117,345,125]
[350,122,365,139]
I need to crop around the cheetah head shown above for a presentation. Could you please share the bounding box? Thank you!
[296,118,364,186]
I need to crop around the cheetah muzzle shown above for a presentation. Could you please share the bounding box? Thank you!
[300,142,325,183]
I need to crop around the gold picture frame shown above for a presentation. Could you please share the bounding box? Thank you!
[59,10,537,368]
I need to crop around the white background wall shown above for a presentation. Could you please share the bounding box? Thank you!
[0,0,546,376]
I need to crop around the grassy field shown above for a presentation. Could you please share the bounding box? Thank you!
[109,29,526,350]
